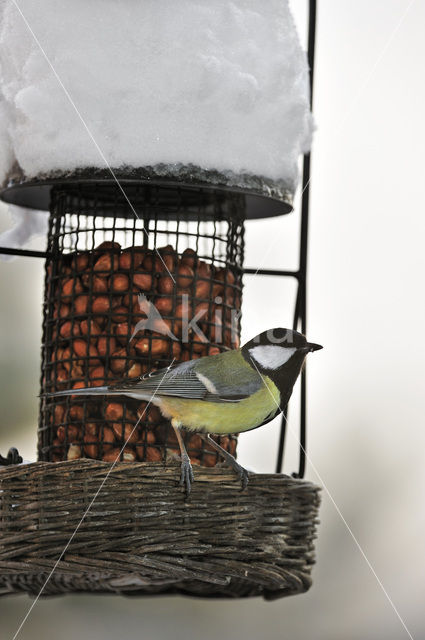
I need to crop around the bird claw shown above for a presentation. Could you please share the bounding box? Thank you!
[238,465,249,491]
[179,454,194,497]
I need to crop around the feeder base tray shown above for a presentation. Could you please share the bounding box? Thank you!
[0,460,320,600]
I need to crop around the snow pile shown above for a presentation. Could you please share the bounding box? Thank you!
[0,204,48,259]
[0,0,312,191]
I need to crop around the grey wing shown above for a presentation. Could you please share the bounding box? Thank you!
[109,360,211,400]
[109,358,263,403]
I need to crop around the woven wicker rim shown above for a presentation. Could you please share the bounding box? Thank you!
[0,460,320,599]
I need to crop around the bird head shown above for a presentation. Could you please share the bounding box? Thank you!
[241,328,322,380]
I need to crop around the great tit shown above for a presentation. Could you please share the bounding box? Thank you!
[47,328,322,494]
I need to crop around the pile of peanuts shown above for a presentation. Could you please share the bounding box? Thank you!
[43,241,240,465]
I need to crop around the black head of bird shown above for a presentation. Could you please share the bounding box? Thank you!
[241,327,322,406]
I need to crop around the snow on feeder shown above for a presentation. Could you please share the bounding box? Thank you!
[0,0,320,599]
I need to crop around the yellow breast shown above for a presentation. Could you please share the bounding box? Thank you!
[158,378,280,435]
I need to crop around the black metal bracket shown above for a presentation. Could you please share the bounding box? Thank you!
[0,447,23,466]
[244,0,317,478]
[0,247,48,259]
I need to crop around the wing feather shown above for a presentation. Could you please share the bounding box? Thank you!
[108,351,263,403]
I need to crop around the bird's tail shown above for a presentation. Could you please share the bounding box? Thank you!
[44,386,122,399]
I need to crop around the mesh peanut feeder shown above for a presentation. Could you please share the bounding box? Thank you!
[39,181,244,469]
[0,1,320,601]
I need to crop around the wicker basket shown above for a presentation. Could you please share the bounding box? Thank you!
[0,460,320,599]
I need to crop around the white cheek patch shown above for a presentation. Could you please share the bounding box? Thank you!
[249,345,297,370]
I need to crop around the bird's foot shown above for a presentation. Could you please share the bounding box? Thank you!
[199,433,250,491]
[231,460,249,491]
[179,453,194,497]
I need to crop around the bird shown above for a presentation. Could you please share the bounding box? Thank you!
[46,328,322,494]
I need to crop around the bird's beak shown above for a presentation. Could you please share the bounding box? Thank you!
[306,342,323,352]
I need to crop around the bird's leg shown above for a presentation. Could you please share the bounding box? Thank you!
[171,420,194,497]
[199,434,249,490]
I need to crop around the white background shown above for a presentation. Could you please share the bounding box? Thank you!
[1,1,424,638]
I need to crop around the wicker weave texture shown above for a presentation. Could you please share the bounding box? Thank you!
[0,460,320,599]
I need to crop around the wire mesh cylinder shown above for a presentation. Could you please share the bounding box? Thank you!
[38,183,245,466]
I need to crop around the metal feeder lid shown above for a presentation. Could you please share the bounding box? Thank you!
[0,165,294,219]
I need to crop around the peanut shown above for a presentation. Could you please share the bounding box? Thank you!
[157,275,174,295]
[147,405,162,425]
[71,252,89,272]
[62,277,83,300]
[142,253,163,272]
[89,365,105,386]
[112,422,138,444]
[54,303,71,320]
[82,274,108,293]
[135,335,169,355]
[52,437,64,451]
[119,247,146,270]
[105,402,123,421]
[54,404,65,424]
[175,300,190,319]
[207,345,221,356]
[122,290,140,308]
[171,341,182,358]
[92,295,110,314]
[115,322,132,345]
[128,362,142,378]
[195,279,210,299]
[85,422,98,436]
[154,296,173,315]
[59,321,80,339]
[95,241,121,252]
[102,447,136,462]
[73,339,99,360]
[146,430,156,444]
[219,436,230,450]
[60,347,71,371]
[176,264,194,289]
[202,452,217,467]
[133,272,153,291]
[74,295,89,314]
[70,363,84,379]
[83,433,98,458]
[71,381,86,399]
[211,283,224,298]
[180,248,197,269]
[111,306,128,323]
[80,319,102,338]
[109,273,129,292]
[159,245,177,270]
[215,267,236,285]
[197,260,211,278]
[192,338,208,354]
[57,424,81,443]
[145,446,162,462]
[187,434,203,450]
[109,347,129,373]
[69,404,85,421]
[67,444,81,460]
[55,368,69,385]
[94,253,119,272]
[102,425,116,450]
[97,336,116,357]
